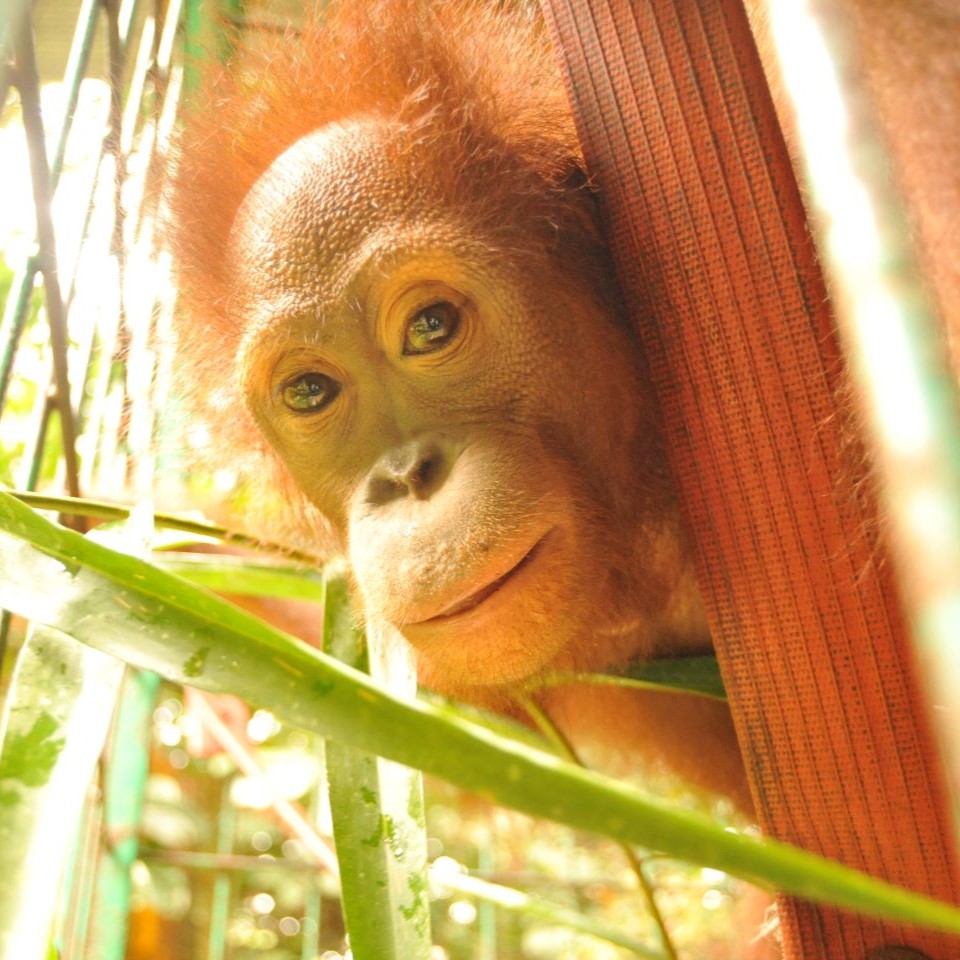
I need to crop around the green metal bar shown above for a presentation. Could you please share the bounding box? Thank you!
[139,848,316,872]
[60,791,104,959]
[181,0,249,92]
[11,15,81,497]
[301,884,322,960]
[183,0,209,91]
[0,0,150,453]
[207,783,235,960]
[88,670,161,960]
[0,623,126,960]
[113,0,142,48]
[156,0,185,93]
[0,0,96,412]
[0,264,40,411]
[217,0,243,61]
[476,831,497,960]
[302,773,324,960]
[0,0,30,123]
[1,0,185,955]
[49,0,101,179]
[21,394,52,493]
[0,611,12,669]
[104,0,125,260]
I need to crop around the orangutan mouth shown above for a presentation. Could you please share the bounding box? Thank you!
[423,532,552,622]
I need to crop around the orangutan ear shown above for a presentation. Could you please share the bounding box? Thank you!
[560,160,591,194]
[555,158,612,248]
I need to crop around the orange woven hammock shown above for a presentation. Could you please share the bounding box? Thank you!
[539,0,960,957]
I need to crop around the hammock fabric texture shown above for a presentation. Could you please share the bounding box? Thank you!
[539,0,960,957]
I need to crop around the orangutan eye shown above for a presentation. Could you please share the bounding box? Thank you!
[281,372,341,412]
[403,301,462,355]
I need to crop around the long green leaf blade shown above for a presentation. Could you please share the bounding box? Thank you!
[155,553,324,601]
[539,656,726,701]
[1,491,959,934]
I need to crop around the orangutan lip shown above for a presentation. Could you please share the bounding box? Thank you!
[421,532,551,623]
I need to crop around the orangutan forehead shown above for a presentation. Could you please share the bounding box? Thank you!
[229,120,432,272]
[228,119,454,304]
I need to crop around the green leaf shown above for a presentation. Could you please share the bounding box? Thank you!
[626,655,725,699]
[0,713,65,793]
[7,490,322,565]
[154,553,323,601]
[1,490,960,936]
[535,656,726,701]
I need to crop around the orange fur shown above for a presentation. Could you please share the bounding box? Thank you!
[168,1,603,463]
[164,5,958,956]
[167,1,636,558]
[167,0,727,798]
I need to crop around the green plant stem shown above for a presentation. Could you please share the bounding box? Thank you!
[6,489,323,565]
[517,693,679,960]
[531,656,726,702]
